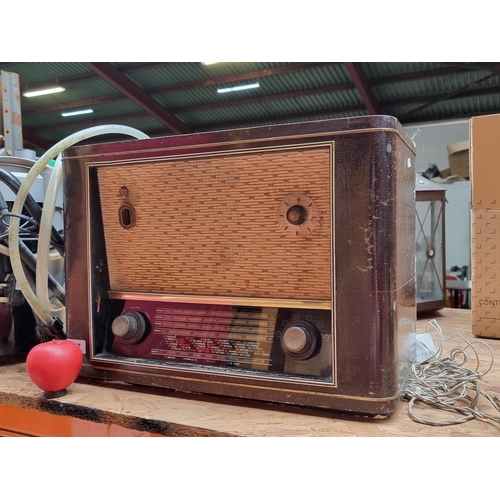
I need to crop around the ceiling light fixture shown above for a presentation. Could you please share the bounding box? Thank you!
[23,86,66,98]
[201,62,220,66]
[61,108,94,117]
[217,82,260,94]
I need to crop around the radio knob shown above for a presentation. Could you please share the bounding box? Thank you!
[111,311,147,344]
[286,205,306,225]
[280,322,320,360]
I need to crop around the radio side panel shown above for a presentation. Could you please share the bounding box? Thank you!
[333,131,415,401]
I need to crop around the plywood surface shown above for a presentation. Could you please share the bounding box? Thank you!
[1,308,500,436]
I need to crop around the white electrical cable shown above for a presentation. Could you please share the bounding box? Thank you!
[8,124,149,327]
[405,326,500,426]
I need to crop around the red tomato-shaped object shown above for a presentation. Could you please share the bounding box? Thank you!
[26,339,83,397]
[0,304,13,342]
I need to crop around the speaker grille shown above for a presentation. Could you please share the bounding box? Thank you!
[96,145,332,300]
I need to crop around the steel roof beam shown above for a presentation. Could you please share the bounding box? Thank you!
[30,81,500,136]
[19,64,481,120]
[23,64,342,117]
[119,62,178,72]
[86,62,191,134]
[14,63,481,104]
[369,66,472,85]
[399,72,498,121]
[344,62,380,115]
[22,129,53,150]
[16,63,332,95]
[15,63,180,93]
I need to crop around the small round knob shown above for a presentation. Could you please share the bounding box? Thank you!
[286,205,306,225]
[111,311,147,344]
[280,322,320,360]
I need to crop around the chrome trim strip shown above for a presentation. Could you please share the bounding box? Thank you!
[107,291,332,311]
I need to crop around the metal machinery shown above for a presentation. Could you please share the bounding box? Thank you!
[0,71,65,360]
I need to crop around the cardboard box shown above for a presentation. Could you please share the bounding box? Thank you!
[470,114,500,338]
[447,140,470,179]
[439,167,451,179]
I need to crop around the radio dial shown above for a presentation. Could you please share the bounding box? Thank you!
[281,322,320,360]
[111,311,147,344]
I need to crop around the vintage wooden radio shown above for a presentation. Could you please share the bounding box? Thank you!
[62,116,416,417]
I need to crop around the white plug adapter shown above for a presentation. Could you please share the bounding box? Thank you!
[415,333,438,363]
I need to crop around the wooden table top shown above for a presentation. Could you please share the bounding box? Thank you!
[1,308,499,437]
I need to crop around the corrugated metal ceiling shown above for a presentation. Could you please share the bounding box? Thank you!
[1,61,500,154]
